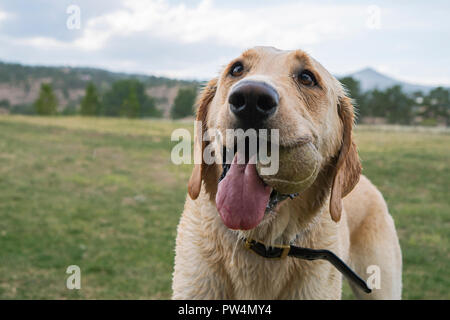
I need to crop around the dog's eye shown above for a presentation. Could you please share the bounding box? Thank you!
[298,71,317,87]
[230,62,244,77]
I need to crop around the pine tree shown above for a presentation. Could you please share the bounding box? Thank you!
[102,79,161,118]
[171,87,197,119]
[34,83,58,115]
[424,87,450,126]
[121,86,140,118]
[80,82,101,116]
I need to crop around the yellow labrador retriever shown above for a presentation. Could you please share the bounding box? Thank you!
[172,46,402,299]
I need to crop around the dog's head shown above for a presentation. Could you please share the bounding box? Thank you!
[188,46,361,230]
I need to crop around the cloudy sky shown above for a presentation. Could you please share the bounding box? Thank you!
[0,0,448,85]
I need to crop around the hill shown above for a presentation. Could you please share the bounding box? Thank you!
[0,61,198,116]
[346,67,436,94]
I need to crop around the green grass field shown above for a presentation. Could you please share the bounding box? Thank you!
[0,115,448,299]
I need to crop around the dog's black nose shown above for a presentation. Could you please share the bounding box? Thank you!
[229,81,278,125]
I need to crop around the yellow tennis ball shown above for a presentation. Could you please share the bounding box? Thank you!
[256,142,321,194]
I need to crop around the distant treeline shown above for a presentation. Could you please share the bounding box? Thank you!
[340,77,449,126]
[16,80,198,119]
[0,73,448,126]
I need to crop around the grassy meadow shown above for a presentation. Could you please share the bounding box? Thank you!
[0,115,448,299]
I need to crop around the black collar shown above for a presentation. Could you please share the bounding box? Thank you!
[244,238,372,294]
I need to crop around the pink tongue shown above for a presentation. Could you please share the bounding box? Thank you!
[216,153,272,230]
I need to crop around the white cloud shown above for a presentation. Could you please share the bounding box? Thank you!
[9,0,369,77]
[14,36,67,49]
[64,0,368,51]
[0,8,11,24]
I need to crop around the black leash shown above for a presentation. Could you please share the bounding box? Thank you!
[244,238,372,294]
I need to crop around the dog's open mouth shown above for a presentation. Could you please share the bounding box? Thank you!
[216,146,298,230]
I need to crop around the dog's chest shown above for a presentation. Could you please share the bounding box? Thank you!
[225,252,291,299]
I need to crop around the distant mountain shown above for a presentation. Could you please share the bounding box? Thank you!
[345,67,436,94]
[0,61,198,117]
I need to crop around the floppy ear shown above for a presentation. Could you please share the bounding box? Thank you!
[329,95,362,222]
[187,78,218,200]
